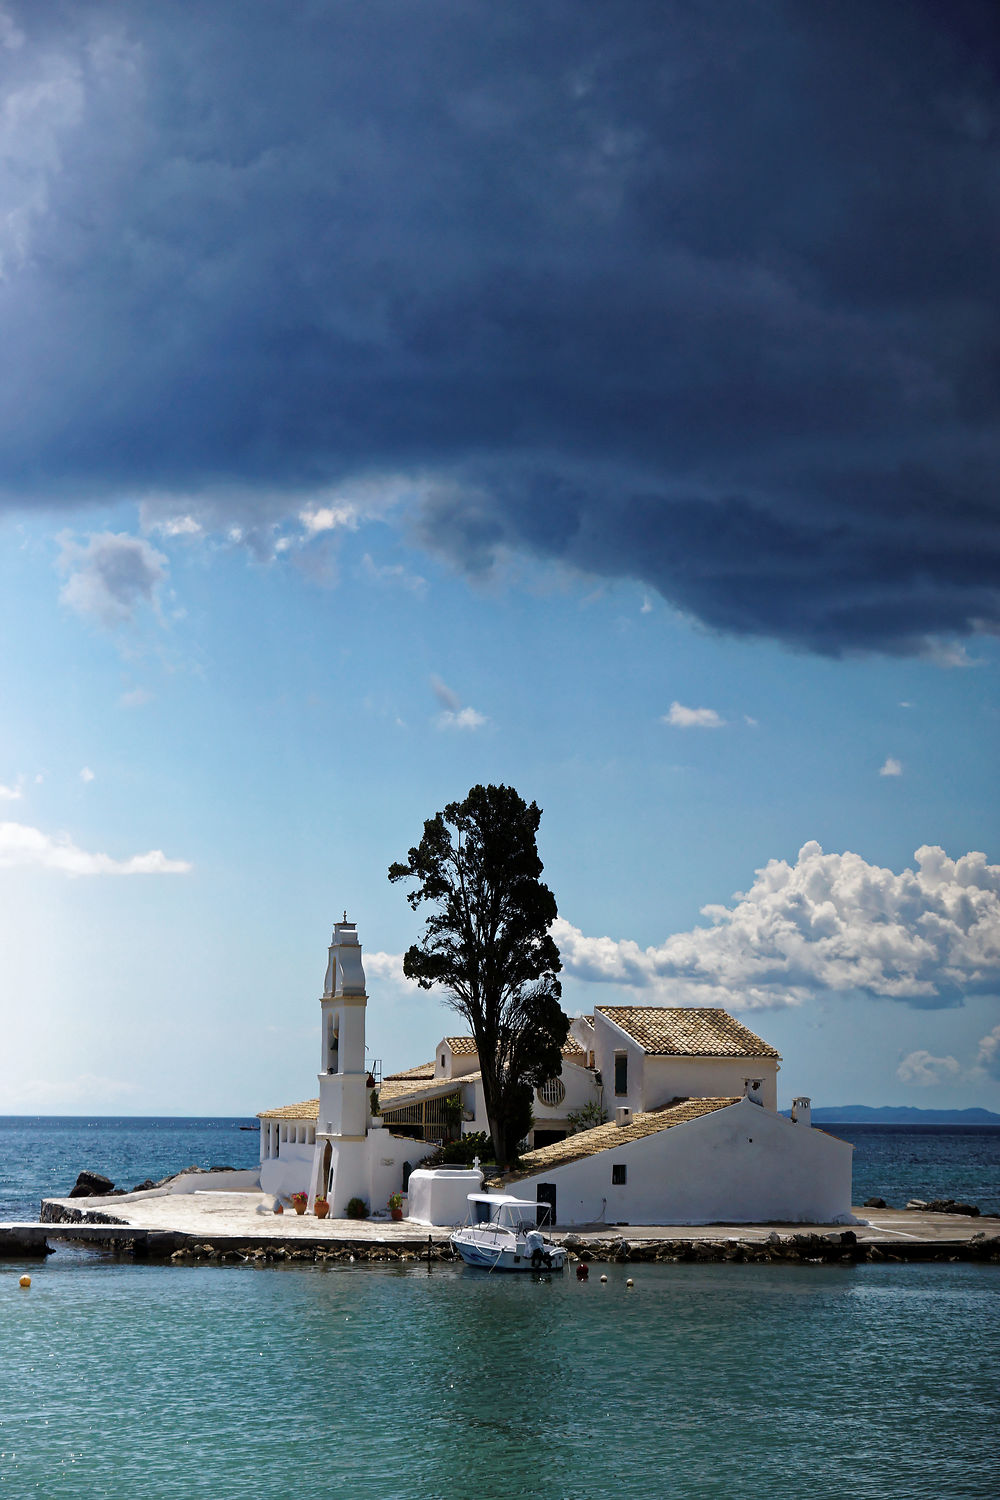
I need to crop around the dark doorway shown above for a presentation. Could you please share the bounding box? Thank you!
[532,1129,567,1149]
[536,1182,557,1227]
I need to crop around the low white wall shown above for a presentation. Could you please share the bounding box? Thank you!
[515,1099,853,1226]
[166,1168,261,1195]
[407,1167,484,1226]
[366,1130,436,1215]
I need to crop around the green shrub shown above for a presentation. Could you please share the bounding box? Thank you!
[567,1101,609,1134]
[425,1131,495,1167]
[345,1196,368,1220]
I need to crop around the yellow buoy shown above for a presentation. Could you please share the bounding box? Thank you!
[19,1274,31,1288]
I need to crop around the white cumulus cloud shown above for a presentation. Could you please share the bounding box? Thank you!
[0,822,191,876]
[662,701,725,729]
[895,1050,962,1086]
[553,843,1000,1011]
[0,781,22,801]
[975,1024,1000,1080]
[879,756,903,777]
[79,766,95,783]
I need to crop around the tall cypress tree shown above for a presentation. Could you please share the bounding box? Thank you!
[389,784,567,1168]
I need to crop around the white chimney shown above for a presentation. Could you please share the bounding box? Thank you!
[615,1106,632,1127]
[791,1096,812,1127]
[743,1078,764,1106]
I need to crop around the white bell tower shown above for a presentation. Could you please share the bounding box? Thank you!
[318,916,369,1139]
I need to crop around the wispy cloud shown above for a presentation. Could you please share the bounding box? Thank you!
[360,552,427,597]
[431,676,487,731]
[662,701,725,729]
[879,756,903,777]
[57,531,168,628]
[120,687,153,708]
[0,822,191,876]
[553,843,1000,1011]
[0,781,22,801]
[79,766,95,783]
[3,1074,144,1110]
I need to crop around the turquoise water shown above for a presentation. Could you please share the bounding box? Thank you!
[2,1255,998,1499]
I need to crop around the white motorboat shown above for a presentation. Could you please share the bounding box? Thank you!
[449,1192,567,1272]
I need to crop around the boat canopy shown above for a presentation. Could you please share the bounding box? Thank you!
[466,1192,541,1227]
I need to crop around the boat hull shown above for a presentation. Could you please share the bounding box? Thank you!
[450,1233,567,1272]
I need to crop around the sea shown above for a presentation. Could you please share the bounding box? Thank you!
[2,1118,999,1499]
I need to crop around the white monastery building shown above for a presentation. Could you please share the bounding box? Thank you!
[259,918,854,1226]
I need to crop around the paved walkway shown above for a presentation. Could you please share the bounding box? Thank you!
[32,1188,998,1247]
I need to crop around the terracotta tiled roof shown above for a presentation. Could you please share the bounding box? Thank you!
[258,1098,319,1121]
[384,1061,436,1081]
[498,1096,740,1182]
[562,1041,586,1060]
[443,1035,479,1056]
[378,1074,478,1108]
[596,1006,780,1059]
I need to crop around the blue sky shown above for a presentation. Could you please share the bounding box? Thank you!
[1,2,998,1115]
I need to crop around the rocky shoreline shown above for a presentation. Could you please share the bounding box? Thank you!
[2,1198,996,1266]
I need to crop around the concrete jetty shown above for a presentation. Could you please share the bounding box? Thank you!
[0,1189,996,1265]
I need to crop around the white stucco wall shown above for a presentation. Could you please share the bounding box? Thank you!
[514,1099,853,1226]
[260,1137,315,1199]
[366,1129,436,1214]
[640,1055,778,1111]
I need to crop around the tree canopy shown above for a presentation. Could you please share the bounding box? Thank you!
[388,783,567,1168]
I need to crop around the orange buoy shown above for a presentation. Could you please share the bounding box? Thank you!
[19,1274,31,1288]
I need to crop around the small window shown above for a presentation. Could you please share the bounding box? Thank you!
[537,1077,566,1107]
[440,1053,446,1068]
[614,1051,628,1096]
[612,1164,627,1186]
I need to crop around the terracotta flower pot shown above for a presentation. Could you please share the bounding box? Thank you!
[292,1202,307,1215]
[390,1207,403,1221]
[314,1202,329,1220]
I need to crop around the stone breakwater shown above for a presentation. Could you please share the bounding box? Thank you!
[2,1199,997,1265]
[561,1230,1000,1265]
[150,1229,1000,1266]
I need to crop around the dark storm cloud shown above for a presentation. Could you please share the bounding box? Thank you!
[2,0,998,653]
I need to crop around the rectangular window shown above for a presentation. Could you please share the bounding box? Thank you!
[614,1051,628,1096]
[612,1164,627,1186]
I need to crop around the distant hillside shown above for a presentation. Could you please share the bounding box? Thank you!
[796,1105,1000,1125]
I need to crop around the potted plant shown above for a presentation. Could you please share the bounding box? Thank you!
[346,1196,368,1220]
[290,1191,309,1215]
[388,1191,404,1221]
[313,1195,330,1220]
